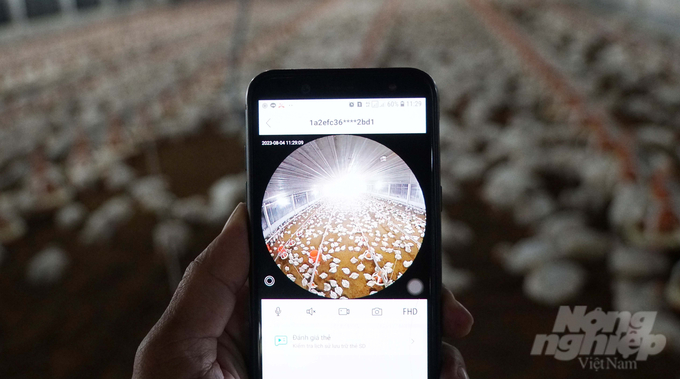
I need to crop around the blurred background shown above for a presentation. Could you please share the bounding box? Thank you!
[0,0,679,378]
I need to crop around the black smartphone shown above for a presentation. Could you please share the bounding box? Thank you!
[246,68,441,379]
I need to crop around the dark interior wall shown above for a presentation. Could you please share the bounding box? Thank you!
[25,0,61,18]
[76,0,99,10]
[0,0,11,24]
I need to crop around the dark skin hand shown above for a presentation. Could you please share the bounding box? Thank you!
[133,203,474,379]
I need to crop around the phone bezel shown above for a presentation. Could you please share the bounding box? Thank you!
[245,68,442,379]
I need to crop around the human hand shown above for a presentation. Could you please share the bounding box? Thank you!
[133,203,474,379]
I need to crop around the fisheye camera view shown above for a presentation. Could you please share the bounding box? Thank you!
[261,135,426,298]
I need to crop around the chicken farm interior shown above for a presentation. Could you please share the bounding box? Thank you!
[263,135,426,298]
[1,0,680,378]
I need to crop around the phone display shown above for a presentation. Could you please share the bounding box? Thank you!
[246,69,440,379]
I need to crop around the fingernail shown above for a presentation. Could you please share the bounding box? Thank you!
[457,366,469,379]
[222,203,246,232]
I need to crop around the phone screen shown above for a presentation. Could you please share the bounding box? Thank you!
[249,95,438,379]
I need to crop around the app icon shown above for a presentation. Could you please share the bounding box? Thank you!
[275,335,288,346]
[338,308,350,316]
[372,307,383,316]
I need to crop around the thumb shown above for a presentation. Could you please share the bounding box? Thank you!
[159,203,250,339]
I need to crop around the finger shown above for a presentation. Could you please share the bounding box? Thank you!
[217,284,250,379]
[159,203,250,339]
[442,287,474,339]
[441,342,469,379]
[225,280,250,355]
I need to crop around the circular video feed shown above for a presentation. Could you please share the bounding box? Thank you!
[261,135,427,299]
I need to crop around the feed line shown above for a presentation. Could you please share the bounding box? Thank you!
[223,0,252,111]
[266,201,321,246]
[465,0,679,243]
[352,0,402,68]
[0,4,236,123]
[307,212,337,291]
[272,204,325,282]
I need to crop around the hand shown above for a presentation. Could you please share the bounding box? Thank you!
[133,203,474,379]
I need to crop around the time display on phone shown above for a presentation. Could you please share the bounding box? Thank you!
[261,140,304,146]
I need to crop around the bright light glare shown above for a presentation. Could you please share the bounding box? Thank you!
[277,195,291,206]
[320,172,367,200]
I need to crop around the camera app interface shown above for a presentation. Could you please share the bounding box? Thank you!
[256,98,429,379]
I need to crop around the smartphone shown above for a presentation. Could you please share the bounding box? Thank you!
[246,68,441,379]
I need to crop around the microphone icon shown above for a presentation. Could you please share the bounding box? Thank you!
[275,307,281,316]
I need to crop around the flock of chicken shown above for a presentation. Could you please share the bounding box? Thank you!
[0,1,253,285]
[266,196,425,298]
[0,0,679,361]
[433,0,680,348]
